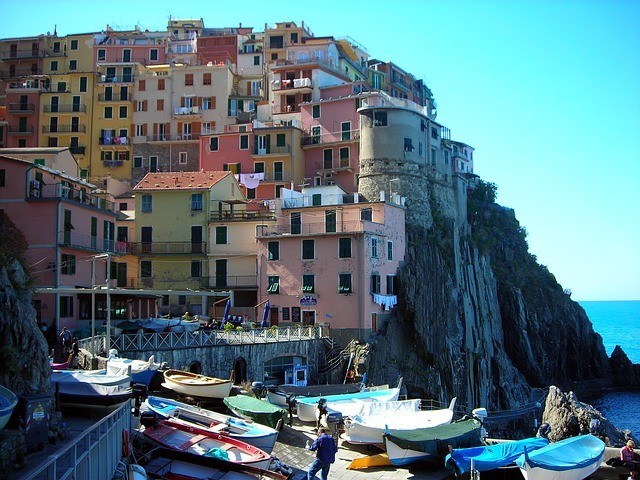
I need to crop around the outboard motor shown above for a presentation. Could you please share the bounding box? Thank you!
[317,398,328,429]
[472,408,488,439]
[325,411,343,443]
[537,422,551,439]
[139,411,159,429]
[286,394,297,427]
[589,419,601,436]
[251,381,266,399]
[131,383,148,417]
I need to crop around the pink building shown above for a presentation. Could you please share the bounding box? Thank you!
[256,185,406,340]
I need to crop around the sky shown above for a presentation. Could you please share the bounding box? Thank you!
[2,0,639,301]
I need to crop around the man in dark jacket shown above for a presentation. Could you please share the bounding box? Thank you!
[307,427,338,480]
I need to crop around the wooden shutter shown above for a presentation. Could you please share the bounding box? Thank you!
[181,97,185,107]
[246,81,251,95]
[143,100,147,111]
[165,123,170,136]
[153,123,158,136]
[211,96,216,109]
[192,122,201,135]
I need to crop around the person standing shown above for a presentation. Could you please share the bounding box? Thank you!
[306,427,338,480]
[59,326,72,354]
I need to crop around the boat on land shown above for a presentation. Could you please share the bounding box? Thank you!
[0,385,18,430]
[384,417,484,466]
[140,416,272,469]
[223,395,287,430]
[445,437,550,476]
[295,385,401,423]
[515,434,605,480]
[137,446,287,480]
[143,395,279,453]
[106,354,161,386]
[342,397,456,445]
[139,317,200,333]
[265,380,364,407]
[162,369,232,399]
[50,369,132,406]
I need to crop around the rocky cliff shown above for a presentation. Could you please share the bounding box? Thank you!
[365,180,613,412]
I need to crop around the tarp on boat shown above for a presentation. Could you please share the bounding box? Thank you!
[445,437,549,474]
[515,434,605,471]
[276,383,362,397]
[224,395,287,429]
[385,418,483,457]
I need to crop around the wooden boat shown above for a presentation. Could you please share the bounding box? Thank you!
[445,437,550,475]
[342,398,455,445]
[295,386,401,423]
[106,354,161,386]
[162,370,232,399]
[266,382,363,408]
[384,417,484,466]
[515,434,605,480]
[141,417,272,469]
[0,385,18,430]
[138,446,287,480]
[223,395,287,430]
[50,369,132,406]
[143,395,279,453]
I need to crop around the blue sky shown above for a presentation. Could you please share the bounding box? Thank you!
[2,0,639,301]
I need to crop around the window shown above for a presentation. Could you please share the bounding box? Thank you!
[215,226,227,244]
[323,149,333,169]
[191,260,202,278]
[133,156,143,168]
[371,273,381,294]
[223,163,241,174]
[202,97,211,110]
[431,148,437,166]
[404,137,414,152]
[387,275,397,295]
[341,121,351,140]
[276,133,286,147]
[119,105,128,118]
[431,126,439,139]
[135,124,144,136]
[360,208,372,221]
[253,55,260,66]
[0,169,5,187]
[203,73,211,85]
[338,273,352,294]
[268,241,280,261]
[69,60,77,70]
[339,238,351,258]
[104,106,113,119]
[302,274,314,293]
[59,296,73,317]
[150,49,158,61]
[79,76,87,92]
[373,111,387,126]
[140,261,152,278]
[419,142,423,157]
[191,193,203,211]
[141,194,152,212]
[387,241,393,261]
[247,188,256,199]
[312,104,320,118]
[371,237,378,258]
[339,147,350,168]
[209,137,219,151]
[51,60,58,71]
[290,212,301,235]
[274,162,283,181]
[157,99,164,110]
[267,275,280,294]
[158,78,165,90]
[325,210,336,233]
[70,39,78,50]
[239,135,249,150]
[254,162,265,173]
[97,49,106,61]
[61,254,76,275]
[311,126,321,144]
[179,152,188,164]
[302,239,315,260]
[178,295,186,306]
[136,101,144,112]
[185,73,193,86]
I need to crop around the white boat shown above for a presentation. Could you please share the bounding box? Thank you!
[162,369,232,399]
[106,354,161,386]
[342,397,456,445]
[50,369,132,406]
[143,395,279,454]
[0,385,18,430]
[139,317,200,333]
[296,386,401,423]
[515,434,605,480]
[51,369,132,387]
[266,382,363,408]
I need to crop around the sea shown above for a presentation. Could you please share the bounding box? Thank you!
[579,300,640,436]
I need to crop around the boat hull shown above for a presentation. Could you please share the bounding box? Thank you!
[163,370,232,399]
[106,356,160,386]
[0,385,18,430]
[296,387,400,423]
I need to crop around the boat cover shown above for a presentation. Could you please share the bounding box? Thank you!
[297,387,400,405]
[385,418,483,457]
[445,437,549,474]
[276,383,362,397]
[515,434,605,471]
[224,395,287,429]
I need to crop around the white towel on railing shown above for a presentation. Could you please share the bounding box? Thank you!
[238,173,265,189]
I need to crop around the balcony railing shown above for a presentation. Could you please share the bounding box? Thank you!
[128,242,207,255]
[58,230,117,253]
[173,106,201,116]
[43,104,87,113]
[42,124,86,133]
[210,210,275,222]
[273,105,301,115]
[99,136,129,146]
[7,125,34,135]
[360,92,429,118]
[206,275,258,289]
[252,144,292,156]
[97,75,134,83]
[272,77,312,91]
[8,103,35,113]
[29,182,114,212]
[259,219,371,236]
[146,134,201,142]
[98,94,130,102]
[302,129,360,146]
[0,68,42,79]
[1,49,44,60]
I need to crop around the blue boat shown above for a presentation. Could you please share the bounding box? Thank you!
[445,437,549,475]
[0,385,18,430]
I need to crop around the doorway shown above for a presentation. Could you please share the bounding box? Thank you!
[232,357,247,385]
[302,310,316,326]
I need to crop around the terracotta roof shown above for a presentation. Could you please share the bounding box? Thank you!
[133,171,232,191]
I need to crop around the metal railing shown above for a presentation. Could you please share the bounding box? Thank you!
[43,104,87,113]
[58,230,118,253]
[302,129,360,145]
[42,124,86,133]
[9,103,35,113]
[210,211,275,222]
[127,241,207,255]
[29,183,115,212]
[20,400,131,480]
[204,274,258,288]
[259,219,374,236]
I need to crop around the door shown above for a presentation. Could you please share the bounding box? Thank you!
[270,307,279,326]
[191,226,202,253]
[123,66,133,82]
[50,96,59,113]
[72,96,81,112]
[141,226,152,253]
[49,116,58,133]
[123,49,131,62]
[116,262,127,287]
[104,86,113,101]
[302,310,316,326]
[215,259,227,288]
[120,86,128,101]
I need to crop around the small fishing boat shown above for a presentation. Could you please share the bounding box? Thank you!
[50,369,132,406]
[0,385,18,430]
[162,370,232,399]
[445,437,550,476]
[106,354,161,386]
[137,446,288,480]
[384,417,484,466]
[342,398,455,445]
[143,395,279,453]
[140,416,272,469]
[295,386,401,423]
[515,434,605,480]
[266,382,363,408]
[223,395,287,430]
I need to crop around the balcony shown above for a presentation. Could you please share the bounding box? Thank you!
[272,104,301,115]
[1,49,44,60]
[302,129,360,146]
[251,144,292,157]
[0,68,42,79]
[8,103,35,114]
[97,75,134,84]
[128,242,207,255]
[28,182,114,212]
[210,210,275,222]
[99,136,129,146]
[43,104,87,113]
[58,231,117,253]
[173,106,201,118]
[7,125,35,135]
[272,77,312,94]
[146,134,201,142]
[359,92,430,119]
[102,160,125,168]
[206,275,258,289]
[258,219,370,236]
[315,158,354,175]
[42,124,87,133]
[98,94,131,102]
